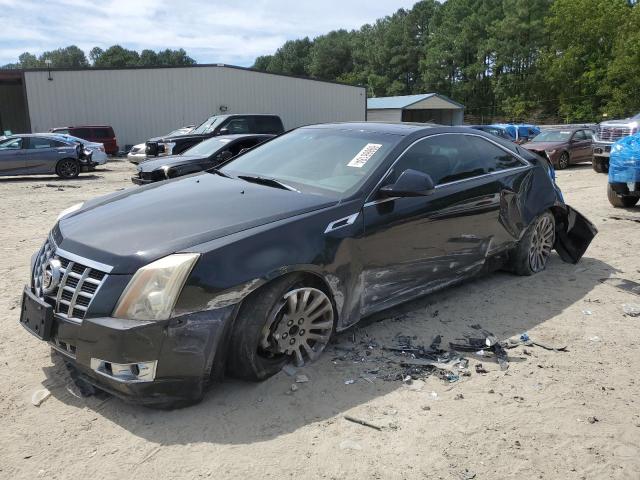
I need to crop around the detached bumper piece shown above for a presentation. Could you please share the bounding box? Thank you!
[555,206,598,264]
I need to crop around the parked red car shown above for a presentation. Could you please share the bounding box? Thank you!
[50,125,118,155]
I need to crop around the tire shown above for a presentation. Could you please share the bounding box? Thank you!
[557,152,570,170]
[607,183,639,208]
[227,274,335,381]
[56,158,80,179]
[511,211,556,276]
[592,157,608,173]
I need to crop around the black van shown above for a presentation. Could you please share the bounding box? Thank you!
[145,114,284,157]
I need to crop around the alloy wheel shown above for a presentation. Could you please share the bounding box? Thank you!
[558,152,569,169]
[59,160,79,178]
[528,215,555,272]
[260,287,334,366]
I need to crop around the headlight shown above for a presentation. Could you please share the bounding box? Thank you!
[159,142,176,156]
[57,202,84,221]
[112,253,199,321]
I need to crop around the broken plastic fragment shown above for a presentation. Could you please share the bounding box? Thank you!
[622,304,640,317]
[31,388,51,407]
[344,379,355,385]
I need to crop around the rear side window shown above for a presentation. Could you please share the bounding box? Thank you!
[253,116,284,134]
[92,128,113,139]
[71,128,92,139]
[391,134,524,186]
[0,137,22,149]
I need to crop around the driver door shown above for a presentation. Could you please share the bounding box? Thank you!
[358,133,525,316]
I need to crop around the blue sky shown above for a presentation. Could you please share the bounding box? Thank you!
[0,0,420,66]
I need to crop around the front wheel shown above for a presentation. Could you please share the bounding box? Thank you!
[607,183,639,208]
[56,159,80,179]
[593,157,608,173]
[557,152,570,170]
[511,212,556,276]
[227,274,335,381]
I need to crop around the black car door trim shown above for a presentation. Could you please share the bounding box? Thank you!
[364,132,532,205]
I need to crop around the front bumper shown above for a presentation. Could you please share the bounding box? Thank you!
[21,285,237,406]
[131,176,153,185]
[593,142,613,157]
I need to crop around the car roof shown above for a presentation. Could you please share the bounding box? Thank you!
[52,125,113,129]
[302,122,438,135]
[212,134,275,140]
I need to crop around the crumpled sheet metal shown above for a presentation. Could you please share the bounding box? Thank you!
[609,133,640,183]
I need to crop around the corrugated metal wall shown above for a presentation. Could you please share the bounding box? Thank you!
[24,66,366,148]
[367,109,402,122]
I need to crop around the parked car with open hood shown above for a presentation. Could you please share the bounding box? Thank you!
[467,125,515,141]
[19,123,596,407]
[132,134,274,185]
[0,134,95,179]
[50,126,118,155]
[522,127,594,169]
[592,113,640,173]
[128,126,195,164]
[144,114,284,158]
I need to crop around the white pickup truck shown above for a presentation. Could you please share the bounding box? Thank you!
[592,113,640,173]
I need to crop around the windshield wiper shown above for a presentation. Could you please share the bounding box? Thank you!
[238,175,299,192]
[210,168,232,178]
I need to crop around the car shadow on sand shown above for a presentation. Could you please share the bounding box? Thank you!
[42,254,617,445]
[0,175,101,183]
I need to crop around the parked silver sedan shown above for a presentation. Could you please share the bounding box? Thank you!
[0,134,95,179]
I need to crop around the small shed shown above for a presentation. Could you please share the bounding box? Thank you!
[367,93,464,126]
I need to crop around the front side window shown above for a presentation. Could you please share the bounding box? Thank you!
[224,119,250,134]
[221,128,400,196]
[28,137,57,149]
[254,117,283,134]
[92,128,112,139]
[390,134,524,186]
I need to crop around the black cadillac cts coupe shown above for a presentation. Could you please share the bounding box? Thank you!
[20,122,596,407]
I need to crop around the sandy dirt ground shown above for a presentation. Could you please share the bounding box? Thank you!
[1,160,639,480]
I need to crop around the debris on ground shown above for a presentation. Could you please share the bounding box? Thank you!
[344,379,355,385]
[475,363,488,374]
[282,363,298,377]
[344,415,383,431]
[454,393,464,400]
[449,330,509,370]
[459,469,476,479]
[295,374,309,383]
[588,416,599,424]
[339,439,363,451]
[600,277,640,296]
[31,388,51,407]
[290,384,299,392]
[622,304,640,317]
[582,310,593,315]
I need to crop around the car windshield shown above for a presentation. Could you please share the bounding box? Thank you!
[183,137,233,157]
[166,127,192,137]
[191,116,224,135]
[531,130,572,142]
[221,128,400,197]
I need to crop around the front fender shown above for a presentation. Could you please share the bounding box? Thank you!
[553,205,598,264]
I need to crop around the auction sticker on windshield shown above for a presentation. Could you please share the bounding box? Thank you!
[347,143,383,168]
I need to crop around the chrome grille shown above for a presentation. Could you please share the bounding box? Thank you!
[31,238,108,322]
[597,126,631,142]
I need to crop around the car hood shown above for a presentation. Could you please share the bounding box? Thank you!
[523,141,566,151]
[56,173,337,273]
[138,155,205,172]
[148,134,208,143]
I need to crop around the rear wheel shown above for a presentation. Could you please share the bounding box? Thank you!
[607,183,639,208]
[512,212,556,276]
[227,274,335,381]
[56,158,80,179]
[592,157,608,173]
[557,152,570,170]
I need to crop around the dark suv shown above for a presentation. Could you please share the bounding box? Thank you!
[145,114,284,157]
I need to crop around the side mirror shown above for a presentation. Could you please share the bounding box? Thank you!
[379,169,435,197]
[219,127,230,135]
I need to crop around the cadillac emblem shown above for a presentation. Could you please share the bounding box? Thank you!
[42,259,62,295]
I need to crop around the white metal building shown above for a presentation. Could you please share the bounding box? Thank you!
[0,65,366,148]
[367,93,464,126]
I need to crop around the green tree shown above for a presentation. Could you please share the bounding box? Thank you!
[93,45,140,67]
[40,45,88,68]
